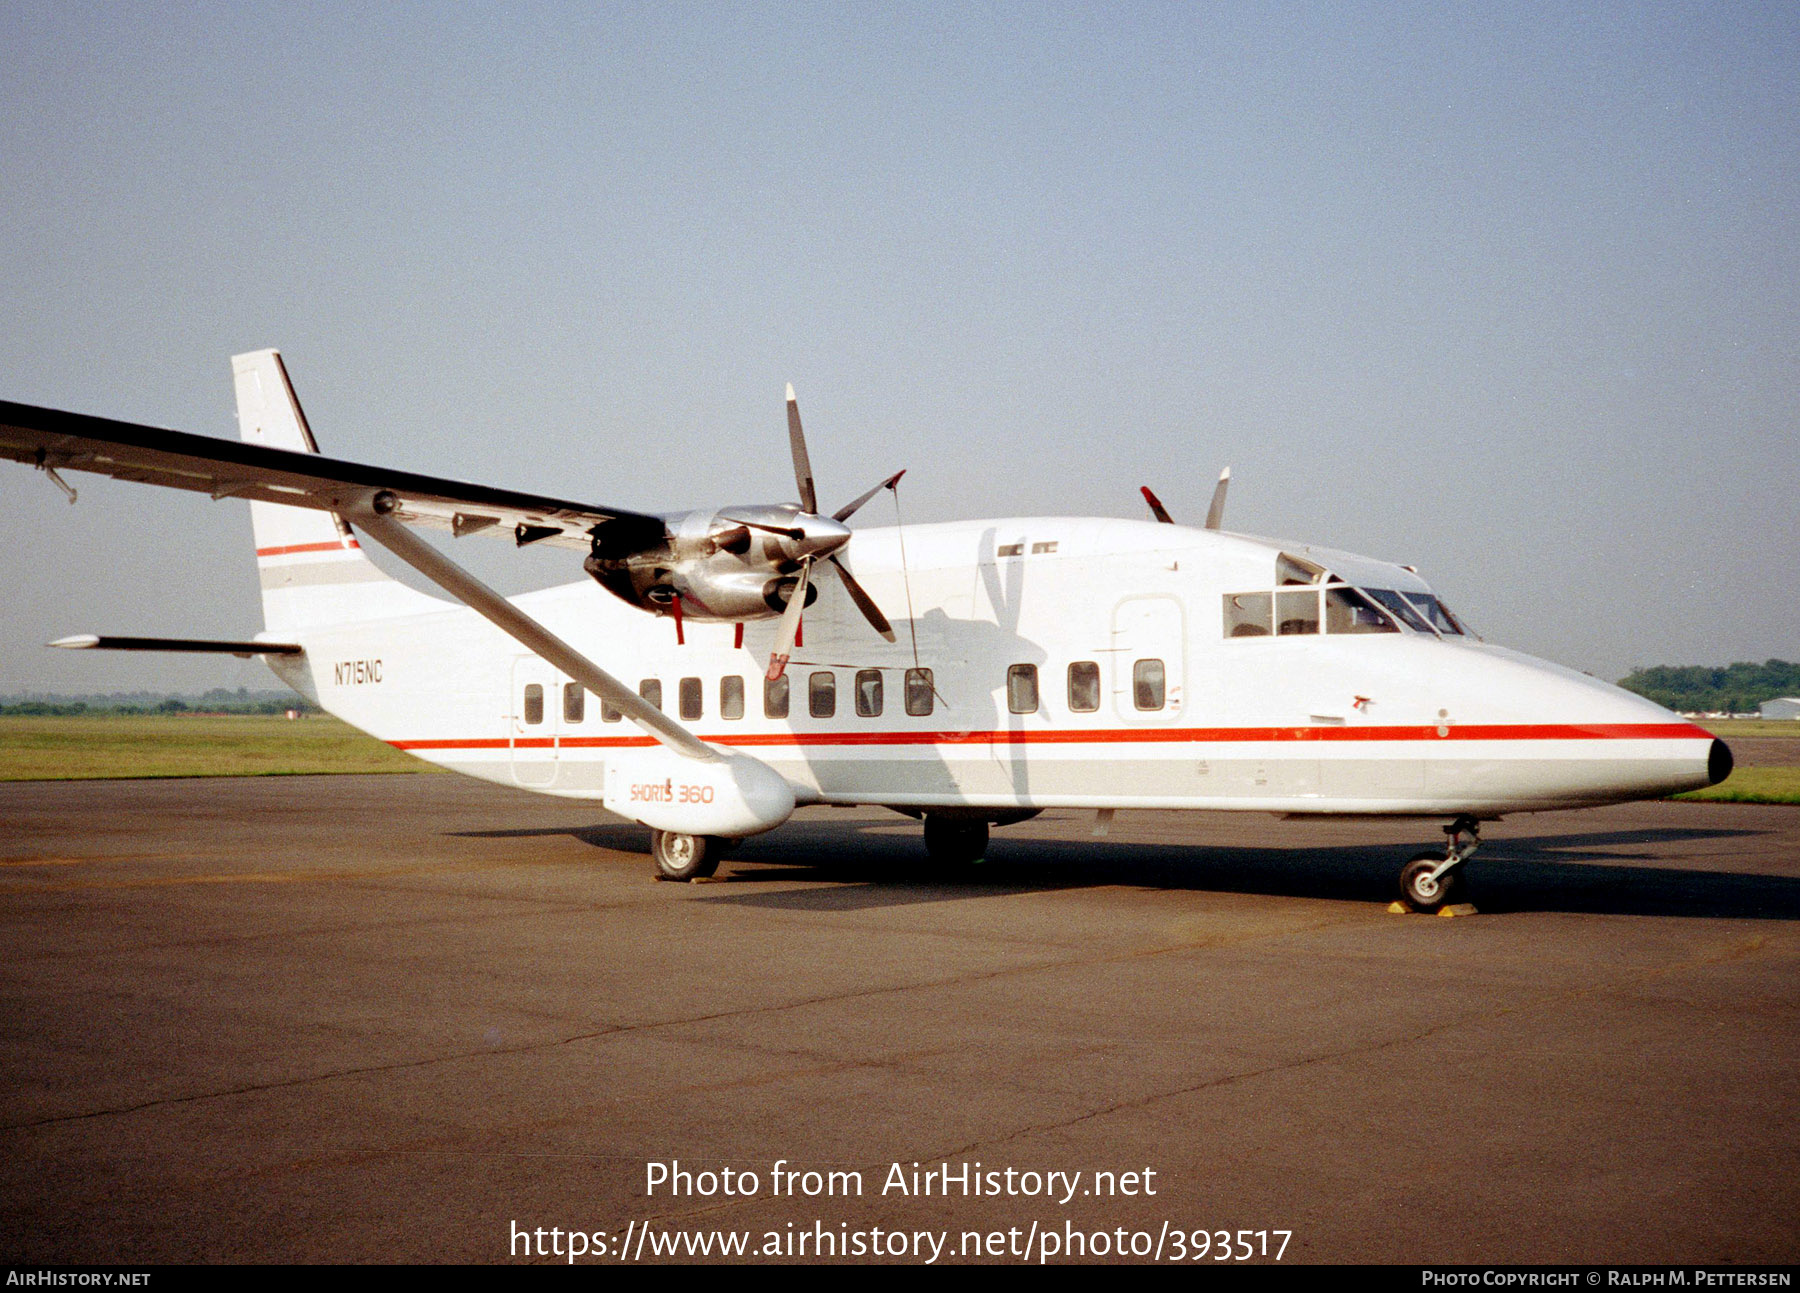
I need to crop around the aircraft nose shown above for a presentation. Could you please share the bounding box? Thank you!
[1709,739,1733,786]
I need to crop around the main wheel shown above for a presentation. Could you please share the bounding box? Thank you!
[1399,851,1458,913]
[652,830,722,881]
[922,816,988,865]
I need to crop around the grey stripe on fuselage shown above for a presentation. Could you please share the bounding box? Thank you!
[259,561,390,590]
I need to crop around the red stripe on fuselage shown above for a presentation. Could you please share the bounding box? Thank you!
[390,722,1708,753]
[256,540,362,557]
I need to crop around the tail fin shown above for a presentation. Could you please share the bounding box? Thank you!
[233,350,442,631]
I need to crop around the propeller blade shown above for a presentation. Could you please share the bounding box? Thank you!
[767,557,811,681]
[719,516,805,540]
[828,555,896,641]
[1140,486,1174,525]
[1204,466,1230,530]
[832,469,906,523]
[785,383,818,515]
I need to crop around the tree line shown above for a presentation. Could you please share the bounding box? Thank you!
[1617,660,1800,714]
[0,688,318,717]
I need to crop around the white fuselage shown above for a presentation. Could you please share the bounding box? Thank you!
[264,517,1718,818]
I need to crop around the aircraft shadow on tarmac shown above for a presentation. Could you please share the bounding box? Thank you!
[451,819,1800,921]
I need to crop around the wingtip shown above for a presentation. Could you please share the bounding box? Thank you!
[785,382,796,403]
[48,635,100,650]
[1219,466,1231,480]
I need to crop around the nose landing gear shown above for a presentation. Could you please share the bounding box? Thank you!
[652,829,726,881]
[1399,814,1481,913]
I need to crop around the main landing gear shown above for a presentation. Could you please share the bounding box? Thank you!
[651,830,728,882]
[1398,814,1481,913]
[922,815,989,865]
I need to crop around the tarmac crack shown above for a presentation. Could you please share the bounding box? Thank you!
[0,909,1373,1134]
[921,930,1781,1161]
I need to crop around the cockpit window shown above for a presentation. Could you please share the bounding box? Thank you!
[1364,589,1435,634]
[1223,591,1273,637]
[1227,585,1460,638]
[1401,591,1466,636]
[1325,587,1398,634]
[1275,588,1320,636]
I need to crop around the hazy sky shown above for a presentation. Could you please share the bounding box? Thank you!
[3,1,1795,693]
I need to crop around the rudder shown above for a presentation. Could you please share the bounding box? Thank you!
[233,349,441,630]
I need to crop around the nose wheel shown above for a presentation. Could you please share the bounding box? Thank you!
[652,830,725,882]
[1398,815,1481,912]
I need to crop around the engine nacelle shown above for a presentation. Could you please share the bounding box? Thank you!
[585,504,839,622]
[602,747,797,837]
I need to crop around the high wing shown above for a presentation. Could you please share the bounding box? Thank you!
[0,399,666,552]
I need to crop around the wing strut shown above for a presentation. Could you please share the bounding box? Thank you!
[351,501,719,763]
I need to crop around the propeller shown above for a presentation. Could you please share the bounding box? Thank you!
[1139,467,1231,530]
[787,384,818,515]
[833,469,905,523]
[1204,467,1230,531]
[718,516,806,541]
[761,386,903,679]
[767,556,811,681]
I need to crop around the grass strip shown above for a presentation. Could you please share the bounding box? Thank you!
[0,714,436,781]
[1671,766,1800,805]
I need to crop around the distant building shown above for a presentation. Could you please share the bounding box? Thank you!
[1761,697,1800,720]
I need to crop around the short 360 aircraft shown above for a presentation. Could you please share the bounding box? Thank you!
[0,352,1732,909]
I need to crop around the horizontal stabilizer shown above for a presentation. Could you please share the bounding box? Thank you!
[49,634,303,657]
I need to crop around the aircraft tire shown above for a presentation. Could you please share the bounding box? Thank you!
[652,830,722,881]
[1399,851,1457,913]
[922,816,988,866]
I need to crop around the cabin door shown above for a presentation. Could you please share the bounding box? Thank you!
[509,656,559,787]
[1110,597,1186,720]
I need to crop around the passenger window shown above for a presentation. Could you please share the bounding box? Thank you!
[638,679,662,711]
[764,673,790,719]
[855,669,883,717]
[1134,659,1165,710]
[809,671,836,718]
[904,667,934,716]
[720,675,745,720]
[1325,587,1399,634]
[1276,588,1321,636]
[1068,661,1100,713]
[602,695,621,722]
[562,682,584,724]
[1224,592,1272,638]
[523,684,544,725]
[1007,663,1039,714]
[679,676,702,720]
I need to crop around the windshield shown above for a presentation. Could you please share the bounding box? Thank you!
[1400,592,1467,636]
[1363,589,1434,633]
